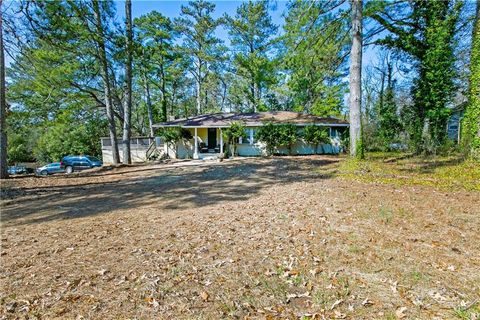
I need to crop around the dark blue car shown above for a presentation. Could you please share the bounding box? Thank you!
[36,162,64,176]
[61,156,103,174]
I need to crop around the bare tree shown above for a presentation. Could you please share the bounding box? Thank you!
[0,0,7,179]
[122,0,132,164]
[92,0,120,164]
[349,0,363,158]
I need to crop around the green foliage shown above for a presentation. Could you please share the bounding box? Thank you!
[282,1,349,116]
[134,11,178,121]
[226,0,278,112]
[157,126,192,157]
[174,0,224,114]
[222,122,246,157]
[33,111,106,163]
[461,2,480,160]
[255,122,299,156]
[371,0,462,154]
[158,127,182,145]
[377,65,402,150]
[303,125,330,154]
[355,137,365,160]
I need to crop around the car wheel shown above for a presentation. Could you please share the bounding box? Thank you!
[40,170,48,176]
[65,166,73,174]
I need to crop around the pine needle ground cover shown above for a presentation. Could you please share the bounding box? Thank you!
[1,156,479,319]
[337,152,480,191]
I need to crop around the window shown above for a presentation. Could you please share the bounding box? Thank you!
[330,128,339,138]
[242,128,255,144]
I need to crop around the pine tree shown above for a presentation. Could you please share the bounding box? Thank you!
[175,0,222,115]
[92,0,120,164]
[122,0,133,164]
[226,0,277,112]
[282,0,349,116]
[349,0,363,158]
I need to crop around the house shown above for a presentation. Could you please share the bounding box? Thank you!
[153,111,349,159]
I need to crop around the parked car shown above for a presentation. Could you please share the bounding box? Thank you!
[7,166,27,175]
[36,162,65,176]
[60,156,103,174]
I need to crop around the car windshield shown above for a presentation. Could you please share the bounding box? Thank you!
[86,156,100,162]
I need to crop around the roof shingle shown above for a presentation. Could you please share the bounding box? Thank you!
[153,111,349,128]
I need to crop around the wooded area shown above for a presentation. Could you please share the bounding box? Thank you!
[0,0,479,177]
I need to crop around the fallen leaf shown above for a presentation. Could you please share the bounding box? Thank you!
[362,298,373,306]
[200,291,209,301]
[330,299,343,310]
[396,306,407,319]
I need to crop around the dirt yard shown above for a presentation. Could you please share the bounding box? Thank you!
[1,156,479,319]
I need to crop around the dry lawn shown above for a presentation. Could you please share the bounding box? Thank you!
[1,155,479,319]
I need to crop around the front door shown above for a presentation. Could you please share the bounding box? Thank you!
[208,128,217,149]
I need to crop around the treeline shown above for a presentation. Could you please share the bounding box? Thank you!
[0,0,479,168]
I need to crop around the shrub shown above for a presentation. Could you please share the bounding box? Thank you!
[303,125,330,154]
[158,127,192,158]
[222,122,246,157]
[277,124,298,155]
[255,123,299,156]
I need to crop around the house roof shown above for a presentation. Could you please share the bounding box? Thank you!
[153,111,349,128]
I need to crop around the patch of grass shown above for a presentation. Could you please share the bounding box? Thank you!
[336,152,480,191]
[218,300,238,317]
[291,275,303,286]
[384,312,397,320]
[258,276,289,299]
[378,207,394,224]
[409,270,428,284]
[348,244,362,254]
[312,289,331,307]
[453,302,480,320]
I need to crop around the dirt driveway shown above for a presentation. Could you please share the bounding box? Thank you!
[1,156,479,319]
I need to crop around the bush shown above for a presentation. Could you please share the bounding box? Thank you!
[33,114,105,163]
[222,122,246,157]
[255,123,299,156]
[303,125,330,154]
[157,127,192,158]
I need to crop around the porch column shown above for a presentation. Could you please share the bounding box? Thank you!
[219,128,223,154]
[193,127,199,159]
[249,128,254,144]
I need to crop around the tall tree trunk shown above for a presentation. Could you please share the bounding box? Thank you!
[349,0,363,158]
[196,57,202,115]
[92,0,120,164]
[160,63,167,122]
[251,80,256,113]
[143,69,154,137]
[122,0,132,164]
[0,0,7,179]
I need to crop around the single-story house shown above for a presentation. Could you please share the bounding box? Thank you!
[153,111,349,159]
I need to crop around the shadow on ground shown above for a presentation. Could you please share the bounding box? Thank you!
[1,157,339,226]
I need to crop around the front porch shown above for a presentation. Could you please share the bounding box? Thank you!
[190,127,225,159]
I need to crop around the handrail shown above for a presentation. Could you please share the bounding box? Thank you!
[146,141,156,159]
